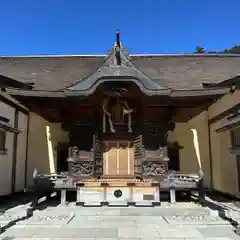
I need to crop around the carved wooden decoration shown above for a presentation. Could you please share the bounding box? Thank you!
[67,146,94,178]
[133,135,144,176]
[93,134,103,176]
[142,162,166,176]
[142,146,169,179]
[102,94,133,133]
[71,161,94,176]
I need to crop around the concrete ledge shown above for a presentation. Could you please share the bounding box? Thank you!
[108,201,128,206]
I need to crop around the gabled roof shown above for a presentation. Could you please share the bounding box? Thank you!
[0,30,240,97]
[65,30,169,96]
[1,55,240,92]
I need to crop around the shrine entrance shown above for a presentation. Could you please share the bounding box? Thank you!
[102,140,134,177]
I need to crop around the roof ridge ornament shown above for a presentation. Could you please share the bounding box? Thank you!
[115,29,121,65]
[116,29,121,48]
[64,29,169,94]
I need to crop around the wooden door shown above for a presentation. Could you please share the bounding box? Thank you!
[102,140,134,177]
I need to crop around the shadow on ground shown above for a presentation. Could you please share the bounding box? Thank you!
[0,192,60,234]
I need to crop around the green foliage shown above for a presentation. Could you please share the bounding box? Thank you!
[194,44,240,54]
[223,45,240,54]
[195,45,205,53]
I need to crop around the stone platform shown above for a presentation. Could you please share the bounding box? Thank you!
[0,201,239,239]
[61,179,161,206]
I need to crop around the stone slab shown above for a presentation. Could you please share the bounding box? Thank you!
[17,212,74,225]
[197,226,240,239]
[33,227,118,238]
[119,207,211,216]
[0,227,37,238]
[0,211,27,226]
[0,238,51,240]
[118,227,160,238]
[157,226,203,238]
[88,215,136,222]
[135,216,168,224]
[164,215,232,225]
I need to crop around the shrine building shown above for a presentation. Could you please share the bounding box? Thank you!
[0,30,240,204]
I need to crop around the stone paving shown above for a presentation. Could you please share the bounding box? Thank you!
[0,201,240,239]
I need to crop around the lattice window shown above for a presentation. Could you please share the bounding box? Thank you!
[0,128,6,153]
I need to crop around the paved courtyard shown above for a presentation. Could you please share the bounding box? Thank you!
[1,198,240,239]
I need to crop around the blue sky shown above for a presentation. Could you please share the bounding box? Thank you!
[1,0,239,55]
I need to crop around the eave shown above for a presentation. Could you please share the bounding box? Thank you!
[0,74,34,90]
[6,86,231,98]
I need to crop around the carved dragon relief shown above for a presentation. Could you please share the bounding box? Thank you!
[142,162,166,176]
[68,146,94,176]
[142,146,169,177]
[71,162,94,176]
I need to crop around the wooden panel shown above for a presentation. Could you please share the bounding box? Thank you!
[103,141,117,176]
[102,140,133,177]
[129,144,134,175]
[119,142,128,175]
[108,144,118,175]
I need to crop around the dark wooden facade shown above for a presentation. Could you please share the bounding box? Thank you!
[4,30,235,187]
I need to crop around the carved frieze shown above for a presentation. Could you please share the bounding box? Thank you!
[142,161,167,176]
[71,162,94,176]
[69,146,78,158]
[68,146,93,161]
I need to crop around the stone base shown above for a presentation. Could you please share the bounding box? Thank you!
[75,186,160,206]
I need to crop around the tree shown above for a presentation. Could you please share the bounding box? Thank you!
[195,45,205,53]
[223,45,240,54]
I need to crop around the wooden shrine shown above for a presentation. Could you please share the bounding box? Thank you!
[9,29,225,206]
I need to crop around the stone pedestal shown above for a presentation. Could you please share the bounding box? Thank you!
[75,181,160,206]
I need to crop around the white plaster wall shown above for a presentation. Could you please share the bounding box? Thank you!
[208,90,240,195]
[26,112,69,187]
[0,100,15,196]
[15,112,28,192]
[168,110,211,187]
[209,114,239,195]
